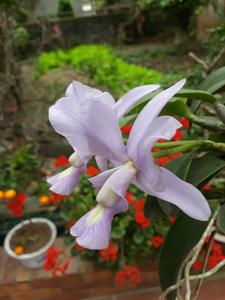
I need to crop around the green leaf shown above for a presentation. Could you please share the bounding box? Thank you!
[192,116,225,132]
[159,214,208,299]
[144,195,165,220]
[111,227,125,239]
[162,99,194,119]
[119,114,137,128]
[200,66,225,93]
[176,89,216,103]
[133,231,144,244]
[217,204,225,234]
[208,79,225,94]
[187,154,225,188]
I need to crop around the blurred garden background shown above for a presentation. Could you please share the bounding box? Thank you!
[1,0,225,299]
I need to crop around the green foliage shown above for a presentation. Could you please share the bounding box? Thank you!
[0,145,42,191]
[36,44,163,98]
[12,26,29,47]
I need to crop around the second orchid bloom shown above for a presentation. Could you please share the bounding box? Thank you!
[48,80,211,250]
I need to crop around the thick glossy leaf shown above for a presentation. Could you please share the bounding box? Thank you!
[192,116,225,131]
[176,89,216,103]
[159,215,208,299]
[144,195,165,220]
[217,204,225,234]
[208,79,225,94]
[200,66,225,92]
[162,99,194,119]
[187,154,225,188]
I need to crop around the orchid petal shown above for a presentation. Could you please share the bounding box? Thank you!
[65,81,115,106]
[127,79,186,158]
[70,198,128,249]
[47,166,83,195]
[75,99,127,162]
[49,97,126,163]
[136,167,211,221]
[115,84,160,120]
[132,116,182,192]
[95,156,108,171]
[89,167,119,190]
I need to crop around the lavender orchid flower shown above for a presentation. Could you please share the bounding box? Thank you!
[70,79,211,249]
[47,80,160,195]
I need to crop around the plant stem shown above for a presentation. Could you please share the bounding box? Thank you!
[153,140,225,158]
[153,141,201,159]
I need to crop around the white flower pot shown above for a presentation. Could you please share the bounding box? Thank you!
[4,218,57,269]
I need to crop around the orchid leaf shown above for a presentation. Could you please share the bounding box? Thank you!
[144,195,165,220]
[200,66,225,93]
[186,154,225,188]
[217,204,225,234]
[176,89,216,103]
[162,99,194,119]
[159,215,208,299]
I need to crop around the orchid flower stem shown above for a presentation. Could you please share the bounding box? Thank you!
[153,141,201,159]
[154,140,225,158]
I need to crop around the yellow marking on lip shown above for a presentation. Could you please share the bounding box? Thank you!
[87,205,105,225]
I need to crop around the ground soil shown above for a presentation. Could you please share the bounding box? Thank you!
[10,222,51,254]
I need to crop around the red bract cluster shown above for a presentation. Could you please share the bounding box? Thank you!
[207,241,225,270]
[151,236,164,248]
[179,117,190,129]
[125,193,150,228]
[115,265,141,287]
[133,199,151,228]
[43,246,70,277]
[121,123,132,134]
[193,259,202,271]
[99,242,119,262]
[193,241,225,271]
[203,183,212,190]
[53,155,69,167]
[75,243,85,252]
[7,193,27,217]
[86,166,100,176]
[48,192,65,203]
[168,216,176,224]
[151,117,190,166]
[125,192,135,205]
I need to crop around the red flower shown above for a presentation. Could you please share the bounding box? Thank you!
[125,192,135,204]
[115,265,141,287]
[121,124,132,134]
[168,153,183,160]
[86,166,100,176]
[172,129,183,141]
[169,216,176,224]
[44,246,62,271]
[179,118,190,129]
[133,199,145,212]
[157,157,170,166]
[193,260,202,270]
[100,242,118,262]
[134,211,151,228]
[48,193,65,203]
[151,236,164,248]
[203,184,212,190]
[75,243,85,252]
[7,193,27,217]
[53,156,69,167]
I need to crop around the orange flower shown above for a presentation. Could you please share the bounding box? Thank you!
[14,246,25,255]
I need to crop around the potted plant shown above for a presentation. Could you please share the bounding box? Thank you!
[4,218,57,269]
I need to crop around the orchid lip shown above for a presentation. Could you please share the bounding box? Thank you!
[69,152,84,168]
[96,160,137,207]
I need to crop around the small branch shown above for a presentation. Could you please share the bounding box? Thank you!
[188,52,208,71]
